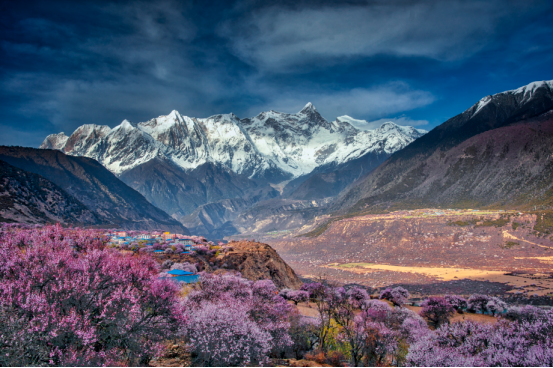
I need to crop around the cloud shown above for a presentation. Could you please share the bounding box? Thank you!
[244,82,435,121]
[220,0,536,71]
[0,0,238,138]
[362,116,430,130]
[2,0,550,148]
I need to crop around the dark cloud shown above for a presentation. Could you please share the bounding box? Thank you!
[0,0,552,147]
[220,0,546,70]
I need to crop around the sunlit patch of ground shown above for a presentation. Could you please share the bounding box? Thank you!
[327,263,506,281]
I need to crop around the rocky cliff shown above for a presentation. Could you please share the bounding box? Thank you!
[218,240,303,289]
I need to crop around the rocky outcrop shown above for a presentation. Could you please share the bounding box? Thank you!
[217,241,302,289]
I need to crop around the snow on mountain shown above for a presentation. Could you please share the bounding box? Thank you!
[336,115,371,130]
[40,132,69,150]
[512,80,553,100]
[40,103,426,182]
[471,80,553,118]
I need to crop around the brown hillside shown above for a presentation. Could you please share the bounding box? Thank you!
[220,241,302,289]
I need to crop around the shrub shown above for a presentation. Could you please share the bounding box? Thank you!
[194,245,210,255]
[380,286,410,306]
[407,318,553,366]
[379,287,393,301]
[299,282,333,351]
[420,297,455,328]
[361,299,393,323]
[287,313,320,359]
[139,245,154,253]
[162,259,174,269]
[347,287,369,308]
[391,287,410,306]
[184,299,272,366]
[300,282,327,298]
[504,305,548,323]
[171,262,197,273]
[304,350,327,364]
[445,294,468,313]
[486,297,507,316]
[468,294,491,313]
[287,290,310,305]
[279,288,292,299]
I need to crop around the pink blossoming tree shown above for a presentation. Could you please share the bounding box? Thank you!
[0,224,184,366]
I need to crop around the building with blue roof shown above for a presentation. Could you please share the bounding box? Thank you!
[167,269,194,276]
[171,275,199,283]
[162,269,199,283]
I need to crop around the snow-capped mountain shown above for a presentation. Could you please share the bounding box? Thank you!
[40,103,426,182]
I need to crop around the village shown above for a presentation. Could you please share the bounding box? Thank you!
[105,230,230,283]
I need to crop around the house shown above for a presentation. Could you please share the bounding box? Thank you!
[162,232,176,241]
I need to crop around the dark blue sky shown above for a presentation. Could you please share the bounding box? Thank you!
[2,0,553,146]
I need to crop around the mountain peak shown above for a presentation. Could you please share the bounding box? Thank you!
[299,102,317,114]
[119,119,135,130]
[39,132,69,150]
[336,115,368,130]
[168,110,181,118]
[378,121,400,130]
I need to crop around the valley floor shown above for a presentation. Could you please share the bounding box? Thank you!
[241,209,553,303]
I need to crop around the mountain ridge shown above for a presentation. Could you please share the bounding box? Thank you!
[39,104,425,231]
[329,79,553,215]
[40,104,426,182]
[0,146,189,232]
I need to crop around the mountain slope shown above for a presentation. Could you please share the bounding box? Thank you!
[0,147,188,232]
[179,198,255,238]
[118,159,278,218]
[283,122,420,200]
[331,80,553,214]
[0,160,100,225]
